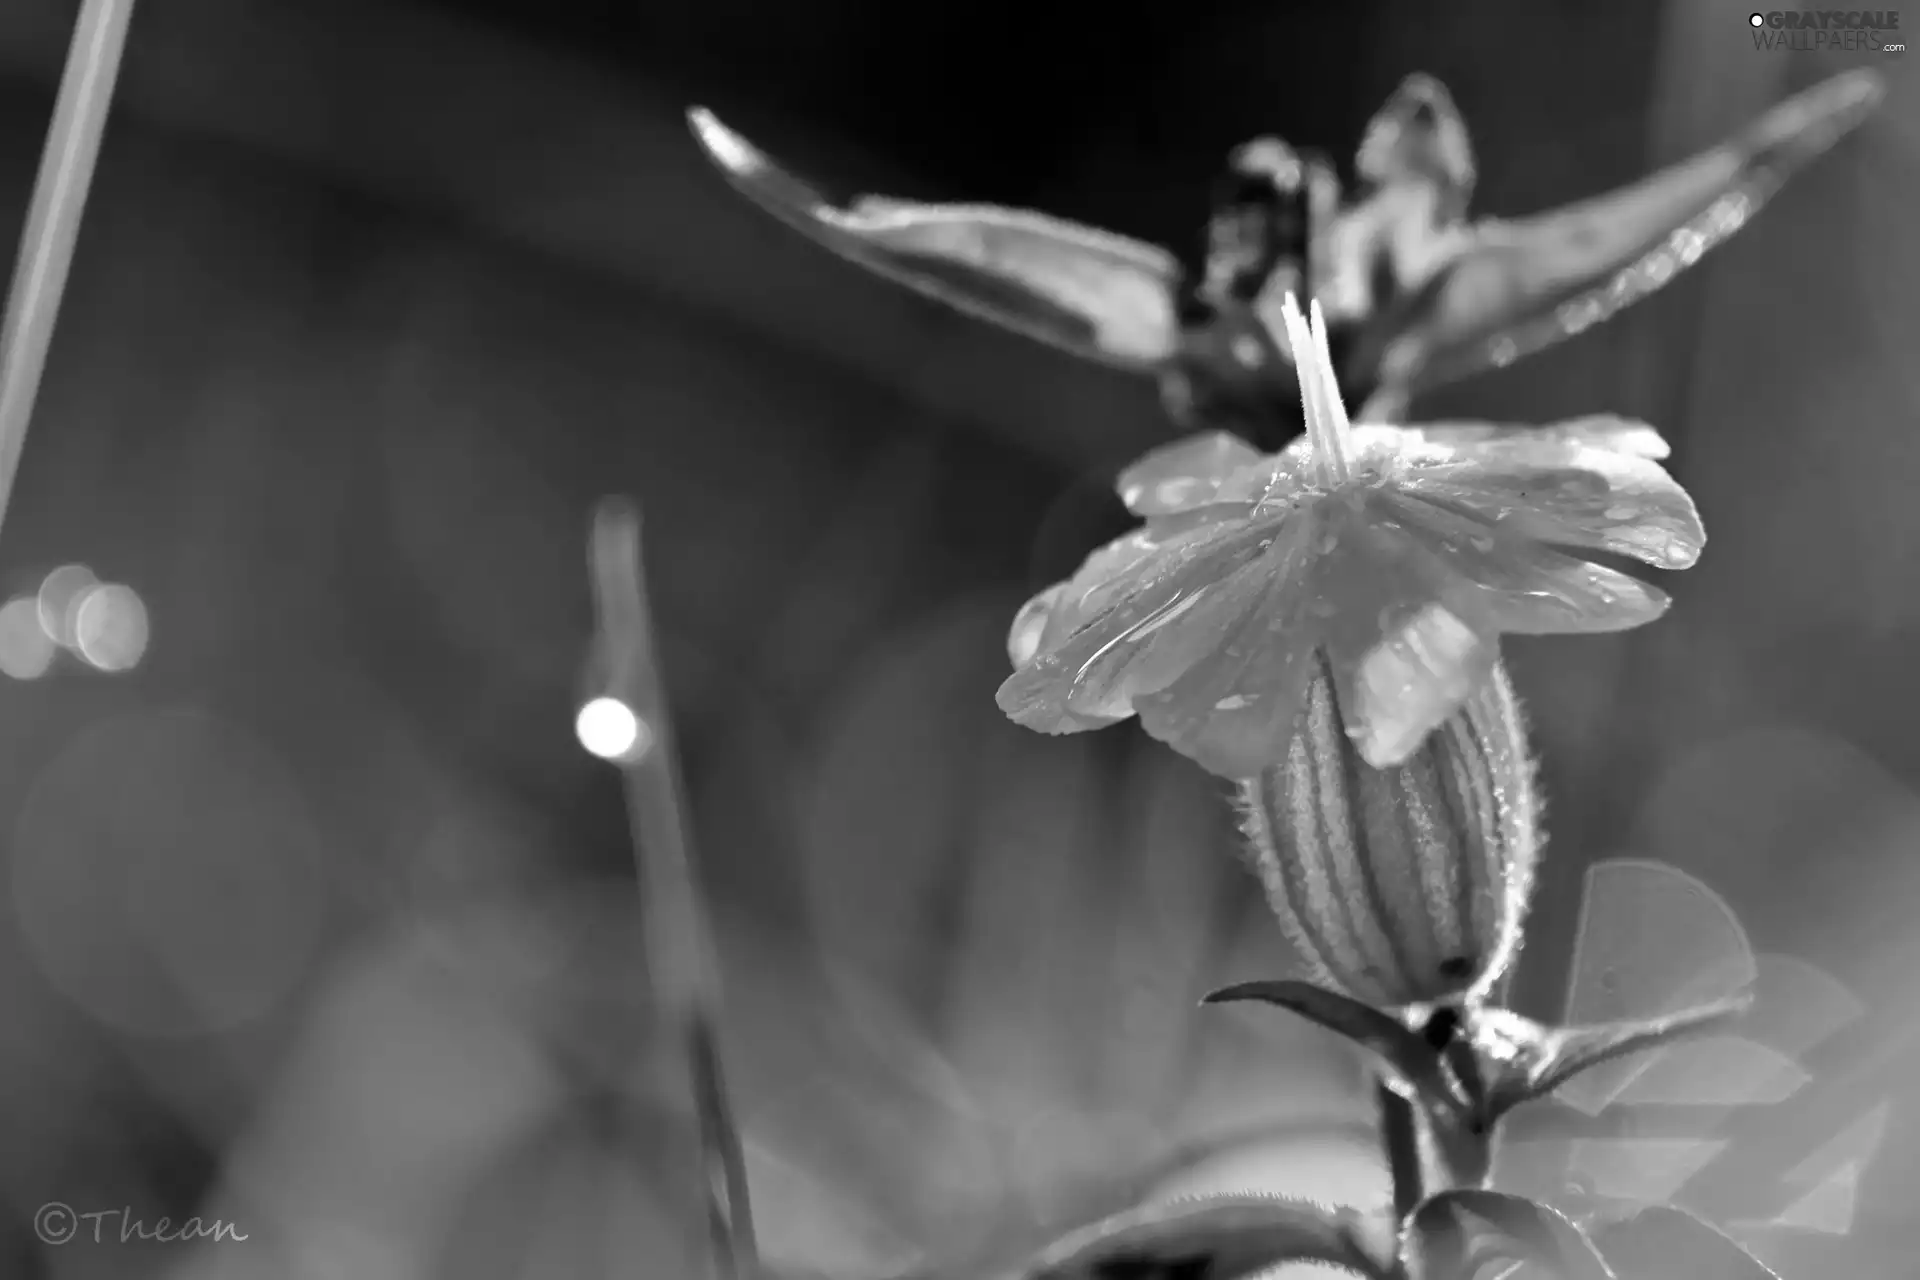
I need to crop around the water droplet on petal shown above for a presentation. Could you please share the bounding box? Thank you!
[1159,479,1199,506]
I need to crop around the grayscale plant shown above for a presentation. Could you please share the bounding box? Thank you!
[588,61,1894,1280]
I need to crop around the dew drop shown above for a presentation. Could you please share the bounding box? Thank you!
[1159,479,1198,506]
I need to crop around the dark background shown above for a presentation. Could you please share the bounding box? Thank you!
[0,0,1913,1276]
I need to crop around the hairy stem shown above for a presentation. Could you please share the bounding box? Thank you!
[1377,1078,1425,1222]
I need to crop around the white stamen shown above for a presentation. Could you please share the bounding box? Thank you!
[1279,295,1326,478]
[1308,300,1354,479]
[1281,294,1355,486]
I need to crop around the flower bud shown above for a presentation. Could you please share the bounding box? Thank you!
[1237,651,1538,1009]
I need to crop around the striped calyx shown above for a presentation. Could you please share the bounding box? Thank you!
[1238,651,1538,1010]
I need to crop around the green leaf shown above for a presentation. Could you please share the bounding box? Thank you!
[1403,1190,1615,1280]
[1491,992,1753,1119]
[1586,1205,1781,1279]
[1012,1193,1391,1279]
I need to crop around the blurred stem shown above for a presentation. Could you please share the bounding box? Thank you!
[0,0,137,544]
[1376,1078,1423,1221]
[590,500,758,1280]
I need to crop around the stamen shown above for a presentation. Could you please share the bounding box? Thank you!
[1309,299,1355,480]
[1279,295,1323,477]
[1282,293,1352,486]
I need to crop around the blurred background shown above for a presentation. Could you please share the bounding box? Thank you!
[0,0,1912,1276]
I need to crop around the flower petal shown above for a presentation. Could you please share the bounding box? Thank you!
[1342,603,1501,770]
[1315,503,1504,768]
[1008,509,1253,669]
[1116,430,1265,516]
[1377,490,1671,633]
[996,519,1281,732]
[1405,415,1671,460]
[1400,439,1705,571]
[1007,583,1068,667]
[1130,514,1322,778]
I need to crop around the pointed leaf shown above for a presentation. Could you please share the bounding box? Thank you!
[1392,69,1883,397]
[1014,1194,1387,1279]
[1497,992,1754,1118]
[1404,1190,1616,1280]
[1203,980,1455,1107]
[686,107,1182,368]
[1587,1205,1781,1279]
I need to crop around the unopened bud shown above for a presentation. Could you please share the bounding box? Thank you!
[1238,652,1538,1009]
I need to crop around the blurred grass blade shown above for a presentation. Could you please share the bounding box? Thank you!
[587,498,758,1279]
[0,0,137,543]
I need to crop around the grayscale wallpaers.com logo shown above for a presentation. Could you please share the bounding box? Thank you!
[1749,10,1905,51]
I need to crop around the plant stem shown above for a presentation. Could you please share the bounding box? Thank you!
[589,500,758,1280]
[1376,1077,1424,1222]
[0,0,137,545]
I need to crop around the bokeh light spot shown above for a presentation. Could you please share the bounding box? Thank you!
[575,697,650,761]
[0,595,55,679]
[35,563,97,648]
[74,582,149,672]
